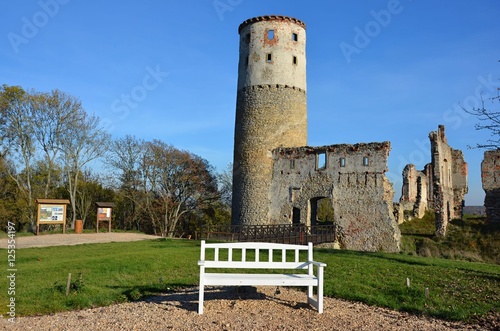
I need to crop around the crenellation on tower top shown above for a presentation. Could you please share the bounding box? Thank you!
[238,15,306,34]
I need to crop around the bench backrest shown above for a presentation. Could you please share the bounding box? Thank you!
[199,241,313,269]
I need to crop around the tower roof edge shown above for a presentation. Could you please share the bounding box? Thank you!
[238,15,306,34]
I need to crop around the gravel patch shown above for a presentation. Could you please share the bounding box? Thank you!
[1,286,494,331]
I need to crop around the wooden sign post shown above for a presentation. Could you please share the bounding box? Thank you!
[36,199,70,235]
[95,202,115,233]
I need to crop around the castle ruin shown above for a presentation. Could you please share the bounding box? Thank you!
[398,125,468,236]
[270,142,400,252]
[481,149,500,223]
[231,16,400,252]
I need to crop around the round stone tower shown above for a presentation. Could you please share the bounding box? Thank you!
[232,15,308,226]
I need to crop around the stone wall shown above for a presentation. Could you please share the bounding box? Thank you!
[399,125,468,236]
[482,149,500,222]
[237,15,307,91]
[399,164,428,220]
[232,85,307,225]
[232,16,308,226]
[270,142,401,252]
[430,125,468,236]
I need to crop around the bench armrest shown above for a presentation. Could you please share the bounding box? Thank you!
[308,260,327,267]
[198,260,205,266]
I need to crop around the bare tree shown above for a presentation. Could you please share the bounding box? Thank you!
[29,89,80,197]
[1,85,111,232]
[106,135,145,230]
[1,85,90,230]
[75,170,96,227]
[59,110,110,228]
[134,140,218,236]
[0,85,37,229]
[217,163,233,208]
[464,94,500,149]
[463,64,500,149]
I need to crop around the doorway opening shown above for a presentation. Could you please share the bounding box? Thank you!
[308,196,334,226]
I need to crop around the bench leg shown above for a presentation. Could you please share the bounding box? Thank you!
[198,283,204,314]
[318,283,323,313]
[318,267,324,313]
[308,285,313,301]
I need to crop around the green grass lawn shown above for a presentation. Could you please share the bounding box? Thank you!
[0,239,498,322]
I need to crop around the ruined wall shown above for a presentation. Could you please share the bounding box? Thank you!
[399,164,428,219]
[270,142,401,252]
[399,125,468,236]
[482,149,500,222]
[430,125,468,236]
[232,16,307,225]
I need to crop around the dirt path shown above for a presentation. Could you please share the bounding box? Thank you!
[0,232,159,249]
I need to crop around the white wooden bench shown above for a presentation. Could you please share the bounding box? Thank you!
[198,240,326,314]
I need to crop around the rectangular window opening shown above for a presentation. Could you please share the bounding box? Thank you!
[293,56,297,65]
[245,56,249,67]
[267,53,272,63]
[363,156,369,166]
[340,157,346,167]
[317,152,327,170]
[245,33,251,43]
[268,29,275,40]
[292,33,298,42]
[290,159,295,169]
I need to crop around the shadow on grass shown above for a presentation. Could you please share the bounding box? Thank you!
[399,233,435,238]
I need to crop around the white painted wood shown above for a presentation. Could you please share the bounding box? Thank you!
[203,273,318,286]
[201,261,308,269]
[198,240,326,314]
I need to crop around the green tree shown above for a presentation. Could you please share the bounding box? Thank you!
[317,198,334,223]
[0,157,23,231]
[75,170,114,228]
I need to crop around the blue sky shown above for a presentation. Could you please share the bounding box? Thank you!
[1,1,499,205]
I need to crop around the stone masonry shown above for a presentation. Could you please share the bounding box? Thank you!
[482,149,500,222]
[270,142,401,252]
[232,16,307,226]
[399,164,431,220]
[399,125,468,236]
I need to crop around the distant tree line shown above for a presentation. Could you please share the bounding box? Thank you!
[0,85,231,236]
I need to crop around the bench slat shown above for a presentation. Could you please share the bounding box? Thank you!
[203,273,318,286]
[203,242,309,250]
[200,261,309,269]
